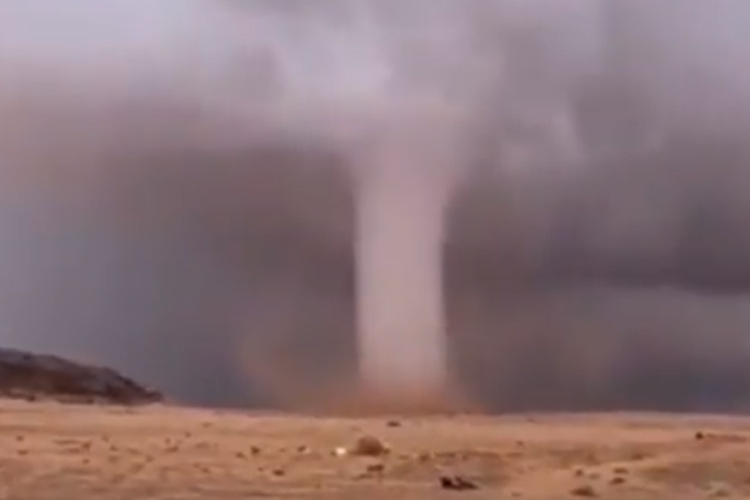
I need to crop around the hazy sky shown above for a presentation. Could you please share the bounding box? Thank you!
[1,0,750,411]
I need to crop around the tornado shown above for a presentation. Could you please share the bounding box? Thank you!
[351,126,462,408]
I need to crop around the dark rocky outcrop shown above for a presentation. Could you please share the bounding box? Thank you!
[0,348,162,405]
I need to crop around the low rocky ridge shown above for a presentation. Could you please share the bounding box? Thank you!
[0,348,162,405]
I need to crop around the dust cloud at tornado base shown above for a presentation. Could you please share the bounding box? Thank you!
[1,0,750,411]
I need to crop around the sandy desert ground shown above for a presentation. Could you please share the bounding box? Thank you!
[1,401,749,499]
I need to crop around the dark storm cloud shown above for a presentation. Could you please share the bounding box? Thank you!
[1,0,750,410]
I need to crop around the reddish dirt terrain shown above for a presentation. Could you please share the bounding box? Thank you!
[0,348,747,499]
[0,400,749,500]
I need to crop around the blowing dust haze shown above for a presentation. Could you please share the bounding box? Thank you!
[1,0,750,412]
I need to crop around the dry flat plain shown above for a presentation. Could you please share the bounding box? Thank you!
[1,400,749,499]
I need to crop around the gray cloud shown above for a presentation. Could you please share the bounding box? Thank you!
[0,0,750,411]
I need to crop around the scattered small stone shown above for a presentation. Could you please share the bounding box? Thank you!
[297,445,310,454]
[439,475,479,491]
[695,431,705,441]
[272,468,285,477]
[574,469,585,477]
[610,476,626,486]
[386,420,402,428]
[708,482,731,497]
[612,467,629,475]
[235,451,246,459]
[366,463,385,474]
[333,447,348,457]
[570,484,597,497]
[351,435,389,457]
[250,446,261,455]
